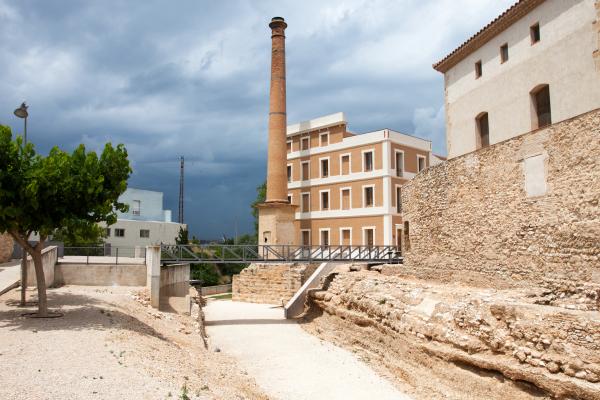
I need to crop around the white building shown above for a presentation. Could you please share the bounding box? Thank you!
[101,188,185,248]
[434,0,600,159]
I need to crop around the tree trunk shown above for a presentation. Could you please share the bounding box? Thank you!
[20,252,28,306]
[31,249,48,316]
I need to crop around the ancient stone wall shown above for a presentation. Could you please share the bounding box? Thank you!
[401,109,600,289]
[307,270,600,399]
[0,233,13,263]
[232,263,317,305]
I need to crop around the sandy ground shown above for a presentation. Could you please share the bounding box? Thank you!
[204,300,412,400]
[0,286,268,400]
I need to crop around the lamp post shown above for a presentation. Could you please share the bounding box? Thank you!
[14,102,29,306]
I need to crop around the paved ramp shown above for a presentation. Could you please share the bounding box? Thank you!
[204,300,411,400]
[0,260,21,296]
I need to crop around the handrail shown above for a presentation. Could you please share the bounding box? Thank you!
[160,244,402,264]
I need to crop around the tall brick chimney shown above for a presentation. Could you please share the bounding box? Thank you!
[257,17,297,247]
[265,16,288,203]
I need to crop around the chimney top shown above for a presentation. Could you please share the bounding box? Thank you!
[269,16,287,29]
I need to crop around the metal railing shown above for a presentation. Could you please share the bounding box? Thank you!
[160,244,402,264]
[61,246,146,265]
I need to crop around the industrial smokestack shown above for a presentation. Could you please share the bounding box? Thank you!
[265,16,288,203]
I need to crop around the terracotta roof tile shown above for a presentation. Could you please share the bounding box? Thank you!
[433,0,546,73]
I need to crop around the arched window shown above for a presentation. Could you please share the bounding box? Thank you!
[475,112,490,150]
[531,84,551,129]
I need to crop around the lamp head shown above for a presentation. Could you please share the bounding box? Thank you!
[14,102,28,119]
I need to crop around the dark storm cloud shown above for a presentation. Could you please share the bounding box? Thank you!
[0,0,515,239]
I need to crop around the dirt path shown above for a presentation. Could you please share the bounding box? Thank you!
[0,286,268,400]
[204,300,412,400]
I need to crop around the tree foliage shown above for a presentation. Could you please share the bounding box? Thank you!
[0,125,131,315]
[250,181,266,238]
[52,219,107,246]
[175,226,189,245]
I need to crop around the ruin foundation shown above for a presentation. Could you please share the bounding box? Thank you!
[305,269,600,400]
[232,263,318,305]
[0,233,13,263]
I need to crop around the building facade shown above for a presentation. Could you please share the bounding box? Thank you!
[286,112,442,248]
[101,188,185,248]
[434,0,600,159]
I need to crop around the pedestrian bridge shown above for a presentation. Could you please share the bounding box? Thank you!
[160,244,402,264]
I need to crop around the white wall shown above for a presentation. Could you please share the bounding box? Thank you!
[117,188,173,222]
[101,219,186,248]
[444,0,600,159]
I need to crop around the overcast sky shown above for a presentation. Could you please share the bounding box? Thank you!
[0,0,514,239]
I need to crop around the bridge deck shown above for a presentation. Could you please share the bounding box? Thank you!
[160,244,402,264]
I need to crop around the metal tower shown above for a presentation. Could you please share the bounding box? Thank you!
[178,156,184,224]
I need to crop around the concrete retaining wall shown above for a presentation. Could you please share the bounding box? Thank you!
[201,284,232,296]
[26,246,58,287]
[54,263,147,286]
[159,263,190,314]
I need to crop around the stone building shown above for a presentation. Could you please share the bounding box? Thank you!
[0,233,13,263]
[434,0,600,159]
[401,0,600,288]
[286,112,443,247]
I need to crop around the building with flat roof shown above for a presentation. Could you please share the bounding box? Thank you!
[434,0,600,159]
[286,112,443,248]
[101,188,185,248]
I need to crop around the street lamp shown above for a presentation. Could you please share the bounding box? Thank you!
[14,102,29,306]
[14,102,28,144]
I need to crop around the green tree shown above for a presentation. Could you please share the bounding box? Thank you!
[250,181,266,238]
[175,226,189,245]
[0,126,131,316]
[52,219,107,246]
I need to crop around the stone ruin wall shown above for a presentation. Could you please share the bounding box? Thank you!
[401,108,600,291]
[0,233,13,263]
[232,263,318,305]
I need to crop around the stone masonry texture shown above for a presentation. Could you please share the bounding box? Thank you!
[0,233,13,263]
[232,263,317,305]
[401,109,600,290]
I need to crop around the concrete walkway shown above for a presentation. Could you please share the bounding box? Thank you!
[204,300,411,400]
[0,259,21,296]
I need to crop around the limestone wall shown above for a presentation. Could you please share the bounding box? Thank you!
[402,109,600,288]
[0,233,13,263]
[232,263,318,305]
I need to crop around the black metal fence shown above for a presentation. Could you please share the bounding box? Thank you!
[61,246,146,264]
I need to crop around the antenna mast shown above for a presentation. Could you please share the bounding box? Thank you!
[178,156,184,224]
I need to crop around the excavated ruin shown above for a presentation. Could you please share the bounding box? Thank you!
[302,267,600,400]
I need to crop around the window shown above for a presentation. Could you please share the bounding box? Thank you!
[115,228,125,237]
[363,228,374,247]
[404,221,410,251]
[301,137,309,150]
[287,165,292,182]
[301,193,310,212]
[132,200,141,216]
[140,229,150,238]
[341,188,351,210]
[320,132,329,146]
[417,156,426,172]
[500,43,509,63]
[320,229,330,246]
[320,158,329,178]
[301,230,311,246]
[287,194,292,204]
[340,228,351,246]
[301,161,310,181]
[475,60,482,78]
[286,140,292,153]
[340,154,350,175]
[395,151,404,177]
[363,151,374,172]
[363,186,374,207]
[476,112,490,149]
[320,190,330,210]
[396,186,402,213]
[530,23,540,44]
[531,84,551,129]
[105,228,111,237]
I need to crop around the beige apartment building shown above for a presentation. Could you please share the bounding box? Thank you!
[285,112,442,248]
[434,0,600,159]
